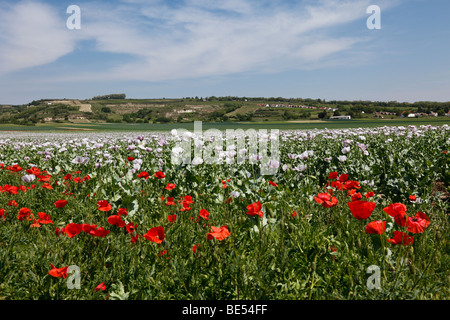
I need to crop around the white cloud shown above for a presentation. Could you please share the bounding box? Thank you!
[0,0,399,81]
[0,1,79,74]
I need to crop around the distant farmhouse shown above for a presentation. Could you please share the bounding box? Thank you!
[329,115,351,120]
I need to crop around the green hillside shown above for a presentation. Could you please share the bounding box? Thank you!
[1,96,449,126]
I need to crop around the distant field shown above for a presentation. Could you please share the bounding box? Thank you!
[0,117,448,132]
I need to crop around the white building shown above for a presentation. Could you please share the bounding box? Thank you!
[329,115,351,120]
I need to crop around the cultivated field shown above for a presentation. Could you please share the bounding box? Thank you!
[0,124,448,300]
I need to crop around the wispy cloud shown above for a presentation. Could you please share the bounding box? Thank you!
[0,0,397,81]
[0,1,79,74]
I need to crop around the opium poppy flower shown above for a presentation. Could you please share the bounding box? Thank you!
[107,215,125,228]
[97,200,112,212]
[199,209,210,220]
[387,231,414,245]
[246,201,263,218]
[406,211,430,234]
[143,226,165,243]
[54,199,68,208]
[207,225,231,241]
[154,171,165,179]
[365,220,387,234]
[165,183,176,191]
[48,263,69,279]
[348,200,376,220]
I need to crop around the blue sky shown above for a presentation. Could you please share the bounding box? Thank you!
[0,0,449,105]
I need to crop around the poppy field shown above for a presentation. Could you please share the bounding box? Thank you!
[0,124,448,300]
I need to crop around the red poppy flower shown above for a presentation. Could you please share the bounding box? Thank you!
[338,174,349,182]
[365,191,375,199]
[54,199,68,208]
[127,156,135,161]
[314,193,338,208]
[406,211,430,234]
[55,227,65,237]
[65,223,83,238]
[64,174,72,180]
[88,227,110,238]
[165,183,176,191]
[94,282,106,292]
[131,234,141,243]
[348,200,376,220]
[291,211,297,218]
[117,208,128,216]
[183,195,194,204]
[17,207,32,221]
[138,171,149,179]
[408,195,417,202]
[37,212,53,224]
[7,200,17,207]
[343,180,360,190]
[207,225,231,241]
[192,244,198,253]
[126,222,137,234]
[351,192,363,201]
[383,203,407,227]
[0,208,8,221]
[199,209,210,220]
[154,171,165,179]
[97,200,112,212]
[82,223,97,234]
[26,167,41,175]
[328,172,339,180]
[269,181,278,187]
[365,220,387,234]
[107,215,125,228]
[330,181,343,190]
[387,231,414,245]
[165,197,175,206]
[167,214,177,223]
[383,203,407,217]
[158,250,168,257]
[246,201,263,218]
[143,226,165,243]
[48,263,69,279]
